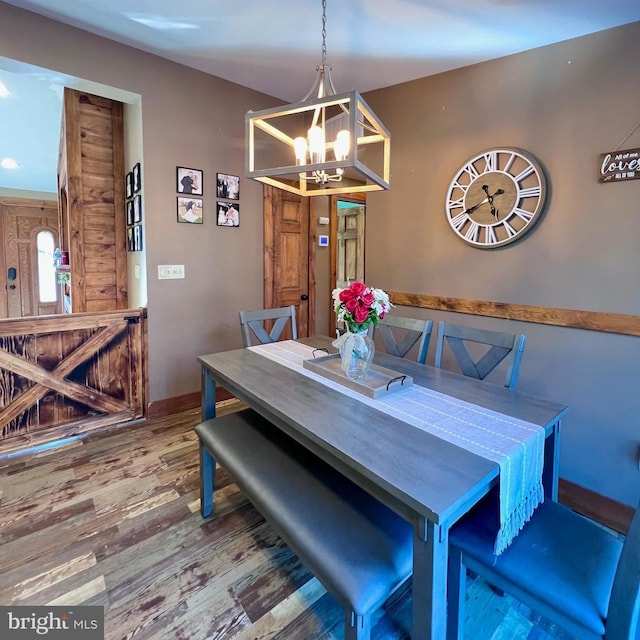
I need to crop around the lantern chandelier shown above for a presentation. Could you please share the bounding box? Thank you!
[245,0,390,196]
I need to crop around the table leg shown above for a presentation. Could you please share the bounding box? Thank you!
[543,420,561,501]
[201,364,217,420]
[199,444,216,517]
[412,518,448,640]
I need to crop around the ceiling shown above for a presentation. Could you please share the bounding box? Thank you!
[1,0,639,193]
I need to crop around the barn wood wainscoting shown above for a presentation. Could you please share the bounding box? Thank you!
[0,308,146,457]
[389,290,638,533]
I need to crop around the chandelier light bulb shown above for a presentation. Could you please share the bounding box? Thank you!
[293,137,308,165]
[334,130,350,161]
[308,126,326,163]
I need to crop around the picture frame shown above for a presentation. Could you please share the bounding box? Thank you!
[176,166,203,196]
[216,173,240,200]
[133,224,143,251]
[133,162,142,193]
[216,201,240,227]
[133,194,142,223]
[126,200,134,226]
[127,226,134,251]
[177,196,203,224]
[125,172,134,199]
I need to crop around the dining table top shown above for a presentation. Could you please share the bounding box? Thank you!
[198,335,568,527]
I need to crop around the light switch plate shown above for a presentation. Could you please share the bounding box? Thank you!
[158,264,185,279]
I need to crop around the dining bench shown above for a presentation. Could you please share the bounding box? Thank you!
[195,408,413,640]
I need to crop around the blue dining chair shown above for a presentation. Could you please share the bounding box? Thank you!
[446,495,640,640]
[239,305,297,347]
[434,321,526,389]
[373,315,433,364]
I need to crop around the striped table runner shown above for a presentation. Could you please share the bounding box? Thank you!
[249,340,546,554]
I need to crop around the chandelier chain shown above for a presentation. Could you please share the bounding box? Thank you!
[321,0,327,64]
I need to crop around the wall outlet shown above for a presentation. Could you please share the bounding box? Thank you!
[158,264,185,279]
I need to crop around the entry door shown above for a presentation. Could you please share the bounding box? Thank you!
[1,200,61,318]
[263,186,312,337]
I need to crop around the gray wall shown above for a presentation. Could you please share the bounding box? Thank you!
[1,2,637,507]
[364,22,640,507]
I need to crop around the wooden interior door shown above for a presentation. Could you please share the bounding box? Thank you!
[0,199,60,318]
[263,186,313,337]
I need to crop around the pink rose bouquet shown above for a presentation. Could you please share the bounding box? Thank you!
[332,281,392,333]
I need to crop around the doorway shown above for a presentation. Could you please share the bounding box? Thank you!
[0,198,61,318]
[263,186,312,338]
[329,193,366,334]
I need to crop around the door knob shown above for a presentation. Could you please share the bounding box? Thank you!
[300,294,309,301]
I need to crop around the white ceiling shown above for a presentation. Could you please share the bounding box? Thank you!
[1,0,639,193]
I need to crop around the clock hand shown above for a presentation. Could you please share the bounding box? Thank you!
[490,188,504,219]
[464,197,489,214]
[464,186,505,215]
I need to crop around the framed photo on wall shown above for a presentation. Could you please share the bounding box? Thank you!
[125,172,134,199]
[133,224,143,251]
[133,162,142,193]
[177,196,203,224]
[216,173,239,200]
[176,166,203,195]
[133,194,142,223]
[126,200,134,226]
[127,226,134,251]
[217,201,240,227]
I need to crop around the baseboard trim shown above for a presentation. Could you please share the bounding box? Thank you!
[147,388,234,419]
[559,478,634,534]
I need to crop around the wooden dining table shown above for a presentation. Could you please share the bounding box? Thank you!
[198,336,568,640]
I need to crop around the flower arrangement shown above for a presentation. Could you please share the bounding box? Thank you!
[332,281,392,333]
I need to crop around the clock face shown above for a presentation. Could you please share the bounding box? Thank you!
[445,148,548,248]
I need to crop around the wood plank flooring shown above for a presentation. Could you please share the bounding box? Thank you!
[0,402,576,640]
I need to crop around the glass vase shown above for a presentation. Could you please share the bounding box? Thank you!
[339,329,375,380]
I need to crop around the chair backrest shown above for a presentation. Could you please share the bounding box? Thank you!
[605,497,640,640]
[239,305,298,347]
[433,321,526,389]
[373,315,433,364]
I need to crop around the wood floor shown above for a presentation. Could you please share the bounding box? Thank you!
[0,402,576,640]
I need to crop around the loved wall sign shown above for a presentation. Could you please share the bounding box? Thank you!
[599,147,640,183]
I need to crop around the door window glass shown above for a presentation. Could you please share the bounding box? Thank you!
[37,231,57,303]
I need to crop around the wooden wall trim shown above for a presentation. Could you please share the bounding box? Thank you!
[389,291,640,337]
[559,478,634,534]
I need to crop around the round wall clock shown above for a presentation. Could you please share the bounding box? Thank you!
[445,147,548,249]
